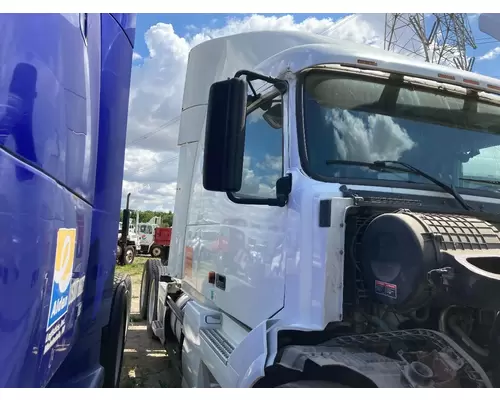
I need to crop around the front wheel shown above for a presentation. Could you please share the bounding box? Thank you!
[139,261,151,320]
[146,259,161,339]
[123,245,135,265]
[150,245,162,258]
[116,244,122,260]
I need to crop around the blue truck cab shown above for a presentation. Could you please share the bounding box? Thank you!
[0,13,136,387]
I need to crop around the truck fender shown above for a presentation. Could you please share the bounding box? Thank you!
[237,353,268,388]
[231,319,282,388]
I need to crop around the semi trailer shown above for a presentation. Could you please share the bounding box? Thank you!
[140,30,500,388]
[0,13,136,387]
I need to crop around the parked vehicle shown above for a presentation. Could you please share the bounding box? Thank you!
[137,217,162,256]
[117,194,140,265]
[151,226,172,260]
[141,30,500,388]
[0,13,136,387]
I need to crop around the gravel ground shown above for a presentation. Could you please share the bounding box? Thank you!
[116,257,182,388]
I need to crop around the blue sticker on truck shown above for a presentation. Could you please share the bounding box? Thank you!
[44,228,76,354]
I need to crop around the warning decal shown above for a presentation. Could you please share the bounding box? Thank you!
[375,280,397,299]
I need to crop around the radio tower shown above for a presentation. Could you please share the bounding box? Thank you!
[384,14,477,71]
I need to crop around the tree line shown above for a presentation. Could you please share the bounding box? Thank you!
[120,210,174,227]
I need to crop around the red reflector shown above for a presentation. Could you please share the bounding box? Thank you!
[487,84,500,91]
[357,59,377,66]
[463,78,479,85]
[438,73,455,80]
[208,271,215,284]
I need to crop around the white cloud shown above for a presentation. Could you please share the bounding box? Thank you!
[326,109,416,163]
[132,51,142,61]
[122,13,391,211]
[479,46,500,61]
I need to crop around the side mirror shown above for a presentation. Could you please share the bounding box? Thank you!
[203,77,248,192]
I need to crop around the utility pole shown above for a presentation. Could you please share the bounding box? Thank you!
[384,13,477,71]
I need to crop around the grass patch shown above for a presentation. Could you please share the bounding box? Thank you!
[115,256,148,278]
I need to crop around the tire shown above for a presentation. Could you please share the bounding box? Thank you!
[276,380,348,388]
[150,245,162,258]
[160,246,170,265]
[116,244,122,259]
[123,245,135,265]
[146,259,161,339]
[139,260,152,320]
[101,273,132,388]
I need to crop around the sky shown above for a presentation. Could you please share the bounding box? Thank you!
[122,13,500,211]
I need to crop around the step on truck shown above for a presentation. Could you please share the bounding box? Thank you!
[0,13,136,387]
[140,29,500,388]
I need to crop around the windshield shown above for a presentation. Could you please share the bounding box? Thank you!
[300,70,500,196]
[139,224,153,234]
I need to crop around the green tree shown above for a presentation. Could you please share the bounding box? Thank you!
[120,209,174,227]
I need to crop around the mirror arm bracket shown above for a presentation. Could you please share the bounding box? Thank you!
[234,69,287,94]
[226,173,292,208]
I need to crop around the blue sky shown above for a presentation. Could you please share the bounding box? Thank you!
[132,14,349,55]
[132,13,500,78]
[124,13,500,211]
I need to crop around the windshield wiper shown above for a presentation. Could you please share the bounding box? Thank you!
[325,159,473,211]
[326,159,409,173]
[375,160,473,211]
[460,177,500,186]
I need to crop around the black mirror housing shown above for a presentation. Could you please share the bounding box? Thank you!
[203,77,247,192]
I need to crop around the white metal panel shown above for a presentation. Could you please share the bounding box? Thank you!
[183,92,288,329]
[167,141,197,279]
[188,167,288,329]
[479,14,500,42]
[182,31,336,110]
[178,104,207,146]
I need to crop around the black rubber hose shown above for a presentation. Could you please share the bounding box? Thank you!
[448,314,489,358]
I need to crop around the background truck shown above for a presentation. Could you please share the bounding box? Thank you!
[117,194,140,265]
[136,215,172,258]
[137,216,160,255]
[153,226,172,261]
[0,13,136,387]
[140,29,500,388]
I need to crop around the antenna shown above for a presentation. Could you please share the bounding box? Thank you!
[385,13,477,71]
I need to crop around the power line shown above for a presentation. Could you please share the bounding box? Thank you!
[123,114,182,179]
[134,155,179,175]
[126,115,181,146]
[318,14,356,37]
[475,39,500,46]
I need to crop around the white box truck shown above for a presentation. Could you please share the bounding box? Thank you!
[140,30,500,388]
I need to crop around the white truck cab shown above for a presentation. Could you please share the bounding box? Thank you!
[137,216,162,256]
[117,221,140,264]
[140,30,500,388]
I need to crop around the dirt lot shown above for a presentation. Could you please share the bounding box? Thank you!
[116,257,181,388]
